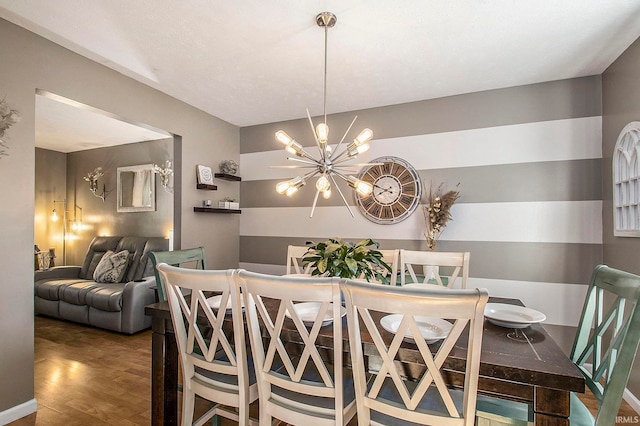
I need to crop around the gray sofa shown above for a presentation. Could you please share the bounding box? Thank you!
[34,236,168,334]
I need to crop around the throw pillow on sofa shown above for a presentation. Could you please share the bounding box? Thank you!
[93,250,130,283]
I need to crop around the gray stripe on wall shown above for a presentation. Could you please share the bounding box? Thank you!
[240,159,602,208]
[241,76,602,154]
[240,236,601,285]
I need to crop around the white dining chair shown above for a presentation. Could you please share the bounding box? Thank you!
[341,279,488,425]
[157,263,258,426]
[237,270,357,426]
[399,249,470,288]
[376,249,399,285]
[286,244,313,275]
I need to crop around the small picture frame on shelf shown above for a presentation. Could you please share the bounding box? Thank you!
[196,165,215,185]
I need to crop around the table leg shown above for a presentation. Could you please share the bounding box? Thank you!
[533,388,570,426]
[151,315,179,426]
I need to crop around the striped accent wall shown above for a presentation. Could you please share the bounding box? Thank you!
[239,76,603,327]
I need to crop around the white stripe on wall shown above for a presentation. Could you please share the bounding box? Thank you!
[240,201,603,244]
[238,262,586,327]
[241,117,602,182]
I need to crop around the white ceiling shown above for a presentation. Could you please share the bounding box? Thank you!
[2,1,640,151]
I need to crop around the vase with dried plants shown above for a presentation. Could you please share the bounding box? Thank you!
[422,182,460,251]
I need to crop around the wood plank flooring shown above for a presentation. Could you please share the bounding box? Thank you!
[8,316,639,425]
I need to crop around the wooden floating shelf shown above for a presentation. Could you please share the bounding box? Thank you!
[214,173,242,182]
[193,207,241,214]
[196,184,218,190]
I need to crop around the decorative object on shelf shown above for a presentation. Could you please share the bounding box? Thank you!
[355,156,422,224]
[83,166,106,201]
[48,248,57,267]
[218,197,239,210]
[422,181,460,251]
[50,199,68,265]
[302,238,392,284]
[196,164,215,185]
[153,160,174,193]
[0,97,20,158]
[202,199,212,207]
[271,12,376,218]
[218,159,239,175]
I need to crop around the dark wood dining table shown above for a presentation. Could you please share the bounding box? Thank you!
[145,296,585,426]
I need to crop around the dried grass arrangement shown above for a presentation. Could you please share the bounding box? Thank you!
[422,181,460,250]
[0,97,20,158]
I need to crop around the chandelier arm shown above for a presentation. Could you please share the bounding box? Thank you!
[287,156,321,166]
[330,115,358,160]
[310,189,321,218]
[329,173,355,218]
[333,156,366,166]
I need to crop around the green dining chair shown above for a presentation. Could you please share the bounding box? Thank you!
[568,264,640,425]
[482,264,640,425]
[149,247,207,302]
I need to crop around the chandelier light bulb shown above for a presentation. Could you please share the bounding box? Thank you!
[315,123,329,144]
[275,130,295,146]
[348,175,373,196]
[322,188,332,199]
[51,209,58,222]
[354,128,373,146]
[316,174,331,192]
[347,141,370,157]
[276,181,291,194]
[285,186,299,196]
[285,140,305,156]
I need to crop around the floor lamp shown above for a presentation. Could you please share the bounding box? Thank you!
[51,199,67,265]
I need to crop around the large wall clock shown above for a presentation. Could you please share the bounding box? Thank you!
[355,156,422,224]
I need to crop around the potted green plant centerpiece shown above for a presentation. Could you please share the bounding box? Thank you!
[302,238,392,284]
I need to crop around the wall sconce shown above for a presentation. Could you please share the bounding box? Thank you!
[153,160,174,193]
[83,167,106,201]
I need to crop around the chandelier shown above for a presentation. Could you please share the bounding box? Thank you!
[274,12,375,218]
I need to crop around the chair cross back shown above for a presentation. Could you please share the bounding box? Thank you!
[157,263,257,426]
[238,270,356,426]
[341,279,488,426]
[150,247,207,302]
[286,245,313,275]
[399,250,470,288]
[570,264,640,425]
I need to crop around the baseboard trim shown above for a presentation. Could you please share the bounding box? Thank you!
[624,388,640,414]
[0,398,37,424]
[583,363,640,414]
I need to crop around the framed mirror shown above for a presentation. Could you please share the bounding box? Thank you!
[117,164,156,212]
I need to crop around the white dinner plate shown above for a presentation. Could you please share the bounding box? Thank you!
[484,303,546,329]
[206,295,244,311]
[285,302,346,327]
[380,314,452,343]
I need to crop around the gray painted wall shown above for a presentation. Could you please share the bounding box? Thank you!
[602,36,640,397]
[0,17,239,419]
[35,138,174,267]
[240,77,603,326]
[34,148,66,263]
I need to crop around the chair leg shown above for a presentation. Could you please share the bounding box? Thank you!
[259,409,272,425]
[181,384,196,426]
